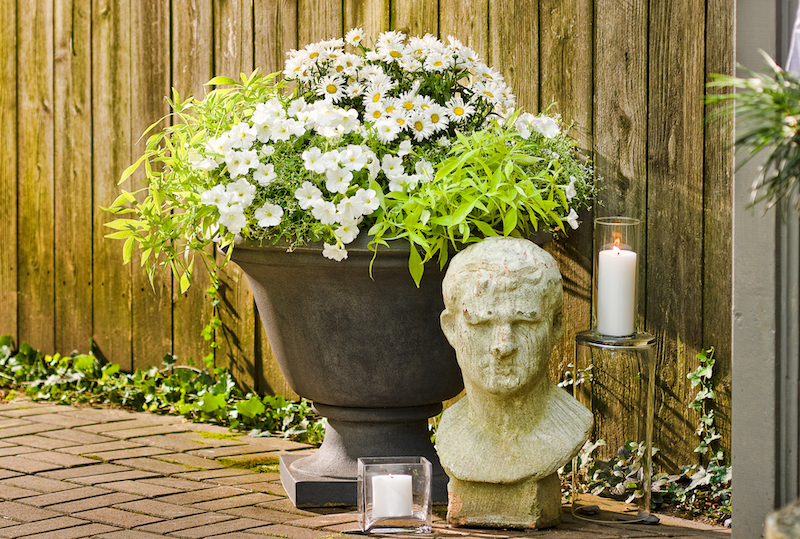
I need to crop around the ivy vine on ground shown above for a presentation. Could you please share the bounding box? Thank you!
[0,335,325,446]
[562,347,732,525]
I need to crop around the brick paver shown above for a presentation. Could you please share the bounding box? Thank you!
[0,398,732,539]
[72,507,163,528]
[0,516,88,538]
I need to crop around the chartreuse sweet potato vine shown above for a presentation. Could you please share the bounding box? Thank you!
[0,335,325,446]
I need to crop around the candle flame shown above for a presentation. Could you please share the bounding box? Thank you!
[612,237,621,255]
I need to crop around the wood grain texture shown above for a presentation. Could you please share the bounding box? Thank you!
[54,0,93,354]
[589,0,649,459]
[391,0,437,37]
[538,0,593,387]
[298,0,342,44]
[131,0,173,369]
[17,0,55,352]
[254,0,298,74]
[646,0,706,469]
[703,0,734,459]
[92,0,133,369]
[172,0,215,365]
[488,0,539,112]
[344,0,389,38]
[214,0,258,391]
[439,0,488,60]
[0,0,17,339]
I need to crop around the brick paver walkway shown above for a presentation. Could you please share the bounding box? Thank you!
[0,400,730,538]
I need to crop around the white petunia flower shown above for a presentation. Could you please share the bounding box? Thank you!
[229,122,257,149]
[335,219,361,244]
[226,178,257,207]
[325,167,353,194]
[381,154,404,178]
[565,176,577,201]
[218,205,247,234]
[302,147,329,174]
[253,162,278,186]
[206,134,236,156]
[225,150,258,178]
[566,208,580,230]
[311,200,338,225]
[322,242,348,261]
[374,119,401,144]
[354,188,380,214]
[530,115,560,138]
[252,99,286,125]
[339,144,370,171]
[337,196,366,222]
[294,181,323,210]
[200,184,229,208]
[397,139,413,157]
[415,160,434,182]
[255,203,284,228]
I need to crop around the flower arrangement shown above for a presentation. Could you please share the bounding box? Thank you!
[106,29,596,289]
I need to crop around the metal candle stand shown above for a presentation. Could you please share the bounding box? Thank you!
[570,217,659,524]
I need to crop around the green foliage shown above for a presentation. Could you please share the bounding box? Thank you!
[566,347,731,524]
[707,52,800,213]
[0,335,325,446]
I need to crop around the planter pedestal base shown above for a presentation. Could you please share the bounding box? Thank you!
[280,403,449,507]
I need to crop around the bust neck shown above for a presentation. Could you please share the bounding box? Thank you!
[464,374,552,438]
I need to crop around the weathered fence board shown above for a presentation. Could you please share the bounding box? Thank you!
[2,0,734,471]
[17,1,55,353]
[171,0,215,366]
[131,0,174,370]
[589,0,650,455]
[92,0,134,370]
[0,0,17,338]
[54,0,93,355]
[703,0,734,459]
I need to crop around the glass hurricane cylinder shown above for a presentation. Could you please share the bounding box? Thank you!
[592,217,641,338]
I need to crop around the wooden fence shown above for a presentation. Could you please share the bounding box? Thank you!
[0,0,733,470]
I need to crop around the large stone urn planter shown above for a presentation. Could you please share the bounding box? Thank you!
[229,235,464,507]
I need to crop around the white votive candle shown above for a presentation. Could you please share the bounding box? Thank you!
[597,246,637,336]
[372,474,413,518]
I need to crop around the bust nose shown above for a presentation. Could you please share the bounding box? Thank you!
[490,323,517,359]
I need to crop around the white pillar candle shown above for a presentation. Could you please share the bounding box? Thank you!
[372,474,413,518]
[597,246,637,337]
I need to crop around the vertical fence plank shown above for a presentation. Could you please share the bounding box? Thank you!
[344,0,389,38]
[254,0,297,74]
[488,0,538,112]
[214,0,258,391]
[590,0,649,456]
[172,0,215,366]
[391,0,437,36]
[439,0,488,59]
[0,0,16,339]
[130,0,173,370]
[93,0,133,369]
[17,1,55,353]
[254,0,298,397]
[538,0,593,388]
[298,0,342,44]
[647,0,706,470]
[55,0,93,354]
[703,0,734,459]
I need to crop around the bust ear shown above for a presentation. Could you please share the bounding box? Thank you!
[440,310,457,347]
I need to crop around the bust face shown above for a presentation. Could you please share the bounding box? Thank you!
[446,273,555,398]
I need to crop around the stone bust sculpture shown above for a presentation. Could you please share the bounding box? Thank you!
[435,237,593,529]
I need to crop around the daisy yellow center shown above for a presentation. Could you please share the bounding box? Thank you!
[397,118,406,126]
[386,105,396,113]
[431,113,439,123]
[335,65,344,72]
[454,107,464,116]
[403,102,414,110]
[414,121,424,131]
[326,84,338,94]
[390,50,403,58]
[373,94,381,103]
[483,90,494,97]
[372,111,382,119]
[310,52,319,59]
[434,61,443,67]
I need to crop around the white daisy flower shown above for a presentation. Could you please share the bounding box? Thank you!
[445,96,475,122]
[345,27,366,47]
[424,51,453,72]
[317,75,346,101]
[409,111,435,141]
[427,104,450,132]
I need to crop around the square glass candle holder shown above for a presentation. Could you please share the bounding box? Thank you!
[357,457,432,533]
[592,217,642,338]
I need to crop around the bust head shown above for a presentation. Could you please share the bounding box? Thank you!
[441,238,564,398]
